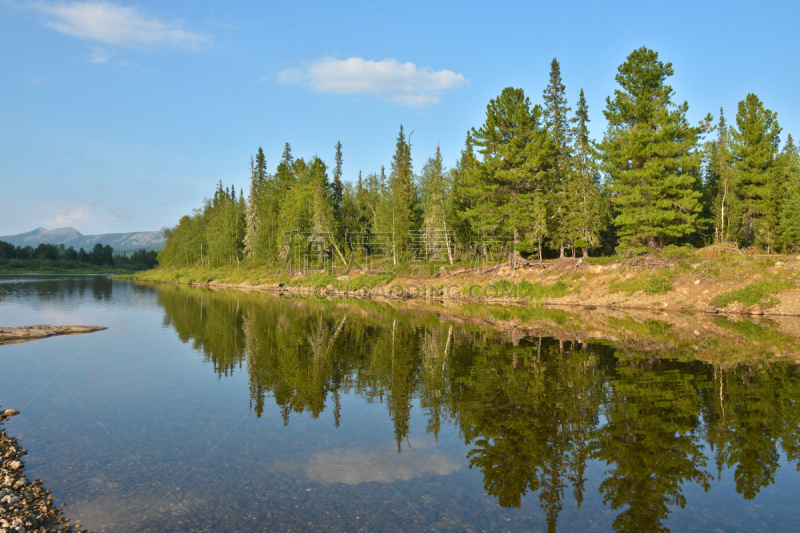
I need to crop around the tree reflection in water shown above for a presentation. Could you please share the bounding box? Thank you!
[156,283,800,532]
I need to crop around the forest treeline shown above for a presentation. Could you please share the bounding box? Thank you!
[0,240,158,270]
[159,47,800,270]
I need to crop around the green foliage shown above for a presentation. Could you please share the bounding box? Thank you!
[778,135,800,250]
[155,47,800,275]
[465,87,553,260]
[599,47,710,251]
[729,94,783,251]
[711,276,795,307]
[0,239,145,271]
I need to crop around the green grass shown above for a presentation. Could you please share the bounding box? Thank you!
[714,316,794,346]
[609,318,673,339]
[712,276,795,307]
[481,279,572,300]
[585,255,623,266]
[345,272,396,289]
[609,274,674,295]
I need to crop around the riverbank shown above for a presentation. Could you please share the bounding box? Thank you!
[0,266,137,275]
[0,410,89,532]
[121,250,800,317]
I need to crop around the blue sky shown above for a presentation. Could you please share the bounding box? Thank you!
[1,0,799,235]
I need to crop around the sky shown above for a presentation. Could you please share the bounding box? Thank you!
[1,0,799,236]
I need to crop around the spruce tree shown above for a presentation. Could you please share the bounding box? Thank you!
[466,87,553,265]
[598,47,710,251]
[419,145,453,264]
[704,109,734,242]
[778,134,800,250]
[729,93,782,252]
[542,58,574,258]
[244,153,263,263]
[451,132,479,258]
[387,126,415,264]
[332,141,344,222]
[571,89,602,257]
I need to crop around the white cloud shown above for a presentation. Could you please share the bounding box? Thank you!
[33,1,206,49]
[88,49,110,63]
[40,202,92,227]
[273,438,464,485]
[278,57,468,107]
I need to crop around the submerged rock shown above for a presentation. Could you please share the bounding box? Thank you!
[0,410,88,532]
[745,304,764,316]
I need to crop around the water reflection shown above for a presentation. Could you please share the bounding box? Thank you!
[154,283,800,532]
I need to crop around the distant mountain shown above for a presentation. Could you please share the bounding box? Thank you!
[14,227,83,238]
[0,227,165,254]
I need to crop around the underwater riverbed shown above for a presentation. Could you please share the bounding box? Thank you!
[1,274,800,532]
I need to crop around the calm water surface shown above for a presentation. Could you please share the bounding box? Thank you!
[1,275,800,532]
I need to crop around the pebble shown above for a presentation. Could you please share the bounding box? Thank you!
[0,411,89,532]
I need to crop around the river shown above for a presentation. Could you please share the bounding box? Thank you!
[1,274,799,532]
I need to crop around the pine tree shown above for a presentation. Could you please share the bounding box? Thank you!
[332,141,344,222]
[729,93,782,252]
[387,126,416,264]
[542,58,574,258]
[419,145,453,264]
[598,47,710,251]
[778,134,800,250]
[571,89,602,257]
[466,87,553,265]
[244,152,264,263]
[704,109,734,242]
[451,132,479,258]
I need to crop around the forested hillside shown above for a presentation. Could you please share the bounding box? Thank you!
[158,47,800,271]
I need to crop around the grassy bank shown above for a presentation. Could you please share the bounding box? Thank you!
[120,248,800,316]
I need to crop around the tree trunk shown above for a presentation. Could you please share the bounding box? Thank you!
[443,219,453,266]
[582,247,589,259]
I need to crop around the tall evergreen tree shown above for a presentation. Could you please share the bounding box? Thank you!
[729,93,782,251]
[598,47,710,251]
[332,141,344,221]
[244,151,264,263]
[571,89,602,257]
[778,134,800,250]
[419,145,453,264]
[704,109,734,242]
[451,132,480,258]
[387,126,416,264]
[542,58,574,257]
[466,87,553,265]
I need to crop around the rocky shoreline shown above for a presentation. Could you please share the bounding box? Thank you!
[0,410,88,533]
[0,326,106,347]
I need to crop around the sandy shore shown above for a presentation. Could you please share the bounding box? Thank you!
[0,326,106,346]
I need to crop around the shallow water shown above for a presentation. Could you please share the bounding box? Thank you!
[1,274,800,532]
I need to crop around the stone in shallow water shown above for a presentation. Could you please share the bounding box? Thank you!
[3,410,19,417]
